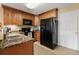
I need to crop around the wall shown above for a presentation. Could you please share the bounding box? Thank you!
[0,4,3,20]
[58,4,79,51]
[0,4,3,40]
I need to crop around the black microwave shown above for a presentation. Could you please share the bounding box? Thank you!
[23,19,32,25]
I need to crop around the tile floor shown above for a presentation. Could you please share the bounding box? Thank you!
[34,42,79,55]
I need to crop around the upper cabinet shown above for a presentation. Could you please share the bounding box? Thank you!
[3,7,12,25]
[22,13,35,25]
[39,8,58,19]
[22,13,33,20]
[11,10,22,25]
[3,6,23,25]
[16,11,23,25]
[2,5,35,25]
[11,9,17,25]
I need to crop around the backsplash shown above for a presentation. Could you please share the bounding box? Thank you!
[31,26,40,31]
[21,25,40,31]
[3,25,21,32]
[0,20,3,40]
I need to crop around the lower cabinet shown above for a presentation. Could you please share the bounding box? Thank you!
[34,31,40,42]
[0,40,34,55]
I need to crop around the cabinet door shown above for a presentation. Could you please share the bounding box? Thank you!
[11,10,17,25]
[16,11,22,25]
[36,31,40,42]
[4,8,12,25]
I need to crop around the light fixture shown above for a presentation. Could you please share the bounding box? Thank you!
[25,3,40,9]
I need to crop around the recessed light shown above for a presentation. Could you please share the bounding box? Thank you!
[25,3,40,9]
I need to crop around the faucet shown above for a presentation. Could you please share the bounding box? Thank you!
[3,27,11,39]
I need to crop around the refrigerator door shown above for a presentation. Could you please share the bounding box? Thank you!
[40,19,52,48]
[52,19,58,48]
[45,20,53,48]
[40,20,46,45]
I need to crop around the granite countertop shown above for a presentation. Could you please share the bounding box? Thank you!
[0,34,33,49]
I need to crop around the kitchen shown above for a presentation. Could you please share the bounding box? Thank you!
[0,4,36,55]
[0,3,79,55]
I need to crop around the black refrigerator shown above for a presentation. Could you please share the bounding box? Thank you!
[40,18,58,49]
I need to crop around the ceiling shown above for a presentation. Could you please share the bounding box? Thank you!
[2,3,74,15]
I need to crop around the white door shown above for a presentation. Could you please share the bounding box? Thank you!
[58,10,77,50]
[77,9,79,51]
